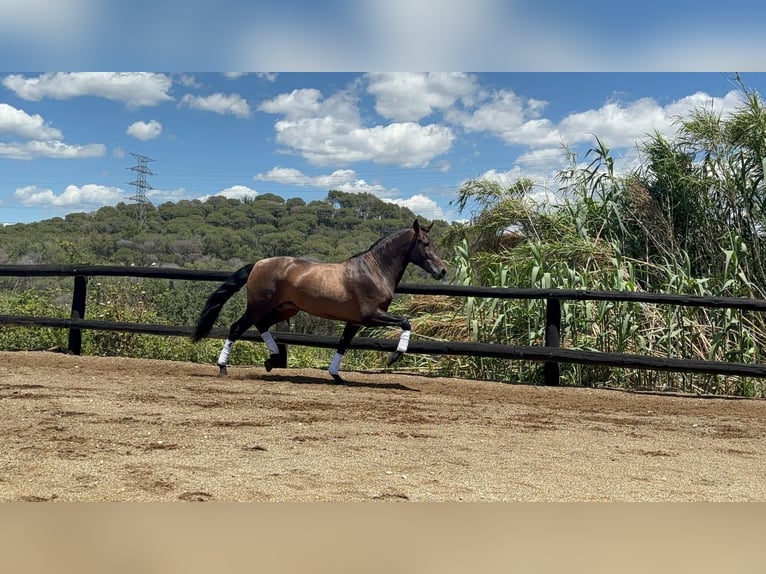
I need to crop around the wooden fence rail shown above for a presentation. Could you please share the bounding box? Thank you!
[2,264,766,385]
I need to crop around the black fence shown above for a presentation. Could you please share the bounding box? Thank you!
[3,264,766,385]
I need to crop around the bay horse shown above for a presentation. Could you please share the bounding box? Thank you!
[192,219,447,381]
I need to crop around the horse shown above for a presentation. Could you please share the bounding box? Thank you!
[192,219,447,381]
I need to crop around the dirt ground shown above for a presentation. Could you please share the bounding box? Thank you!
[2,350,766,501]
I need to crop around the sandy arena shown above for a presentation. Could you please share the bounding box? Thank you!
[1,350,765,501]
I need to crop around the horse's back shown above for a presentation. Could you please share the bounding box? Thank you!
[249,255,345,295]
[248,256,360,321]
[251,256,335,280]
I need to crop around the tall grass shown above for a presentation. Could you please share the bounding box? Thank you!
[437,122,766,396]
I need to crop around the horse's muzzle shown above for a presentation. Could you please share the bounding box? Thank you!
[430,265,448,280]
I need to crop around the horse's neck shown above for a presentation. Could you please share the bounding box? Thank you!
[363,231,411,287]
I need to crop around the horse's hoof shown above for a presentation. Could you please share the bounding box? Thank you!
[331,373,343,384]
[386,351,403,366]
[217,364,228,377]
[264,358,273,372]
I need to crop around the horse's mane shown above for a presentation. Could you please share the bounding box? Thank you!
[347,227,413,261]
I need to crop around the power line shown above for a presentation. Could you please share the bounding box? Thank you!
[128,153,154,231]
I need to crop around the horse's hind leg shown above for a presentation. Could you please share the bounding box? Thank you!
[256,321,281,372]
[217,314,254,376]
[257,306,299,372]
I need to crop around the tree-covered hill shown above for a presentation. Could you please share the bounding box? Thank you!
[0,190,449,273]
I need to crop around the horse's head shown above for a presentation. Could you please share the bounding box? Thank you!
[409,219,447,280]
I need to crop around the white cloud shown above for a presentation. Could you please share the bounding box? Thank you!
[196,185,258,202]
[255,166,310,185]
[217,185,259,200]
[180,92,251,117]
[2,72,174,107]
[334,178,390,196]
[0,102,105,159]
[177,74,200,88]
[224,72,280,81]
[147,187,189,204]
[366,72,479,121]
[0,141,105,160]
[355,122,454,167]
[513,148,568,171]
[557,90,746,149]
[390,193,446,220]
[259,88,359,122]
[256,72,278,82]
[0,103,62,140]
[127,119,163,141]
[274,118,453,167]
[256,167,355,187]
[255,166,393,196]
[449,87,749,159]
[259,87,455,167]
[448,89,560,147]
[14,185,57,206]
[15,183,124,207]
[664,90,744,121]
[558,98,670,148]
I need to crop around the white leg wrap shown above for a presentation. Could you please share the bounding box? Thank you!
[260,330,280,355]
[217,339,234,366]
[396,330,411,353]
[328,352,344,376]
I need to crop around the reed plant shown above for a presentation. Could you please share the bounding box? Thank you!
[432,89,766,396]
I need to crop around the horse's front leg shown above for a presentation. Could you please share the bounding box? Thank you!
[364,310,411,366]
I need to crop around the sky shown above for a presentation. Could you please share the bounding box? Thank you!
[3,71,766,226]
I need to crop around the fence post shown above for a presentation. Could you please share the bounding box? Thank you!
[544,298,561,385]
[68,274,88,355]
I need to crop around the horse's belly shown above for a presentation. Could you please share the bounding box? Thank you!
[296,290,359,322]
[290,265,361,322]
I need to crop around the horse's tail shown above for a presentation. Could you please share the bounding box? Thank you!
[192,263,255,342]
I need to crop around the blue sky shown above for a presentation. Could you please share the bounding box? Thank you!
[2,72,766,225]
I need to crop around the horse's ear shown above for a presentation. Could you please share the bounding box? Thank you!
[424,221,434,232]
[413,219,420,234]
